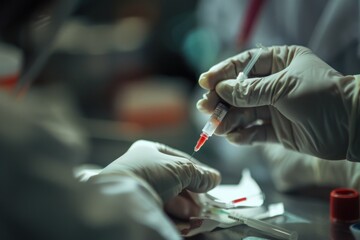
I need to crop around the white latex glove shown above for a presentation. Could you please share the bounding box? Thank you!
[261,144,360,193]
[76,164,204,220]
[197,45,360,161]
[93,140,221,202]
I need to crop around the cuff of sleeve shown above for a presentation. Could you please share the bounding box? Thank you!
[89,170,163,207]
[73,164,103,182]
[346,74,360,162]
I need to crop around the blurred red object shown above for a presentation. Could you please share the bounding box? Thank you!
[330,188,360,223]
[0,43,21,90]
[114,77,189,129]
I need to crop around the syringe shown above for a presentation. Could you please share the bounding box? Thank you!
[194,45,265,152]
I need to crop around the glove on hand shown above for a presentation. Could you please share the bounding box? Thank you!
[97,140,221,202]
[197,45,358,160]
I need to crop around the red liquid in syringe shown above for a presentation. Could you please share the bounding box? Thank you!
[193,102,229,152]
[194,133,209,152]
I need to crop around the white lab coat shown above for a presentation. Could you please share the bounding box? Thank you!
[262,144,360,192]
[0,88,181,240]
[192,0,360,188]
[196,0,360,74]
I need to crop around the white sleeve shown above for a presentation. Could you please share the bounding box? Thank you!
[313,158,360,191]
[1,156,181,240]
[0,91,181,240]
[262,144,360,192]
[81,174,182,240]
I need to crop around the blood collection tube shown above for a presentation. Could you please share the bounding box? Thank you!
[194,102,229,152]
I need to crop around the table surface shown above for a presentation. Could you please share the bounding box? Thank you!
[184,181,355,240]
[186,154,355,240]
[88,122,356,240]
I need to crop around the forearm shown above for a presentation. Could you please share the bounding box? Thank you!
[6,162,179,240]
[313,158,360,191]
[262,144,360,192]
[82,175,180,240]
[88,168,163,207]
[74,164,163,206]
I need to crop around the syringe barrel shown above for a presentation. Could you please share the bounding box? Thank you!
[202,102,229,137]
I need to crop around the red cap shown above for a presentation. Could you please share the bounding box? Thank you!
[330,188,360,223]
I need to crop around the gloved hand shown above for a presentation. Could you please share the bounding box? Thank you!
[95,140,221,202]
[197,45,359,160]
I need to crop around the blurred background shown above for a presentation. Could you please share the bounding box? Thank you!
[40,0,210,171]
[5,0,235,179]
[1,0,358,185]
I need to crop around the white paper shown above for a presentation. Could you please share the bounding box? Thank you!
[205,169,264,207]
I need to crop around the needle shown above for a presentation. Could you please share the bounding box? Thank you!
[189,151,195,161]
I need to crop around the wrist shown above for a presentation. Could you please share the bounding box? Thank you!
[73,164,102,182]
[346,74,360,161]
[91,170,163,206]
